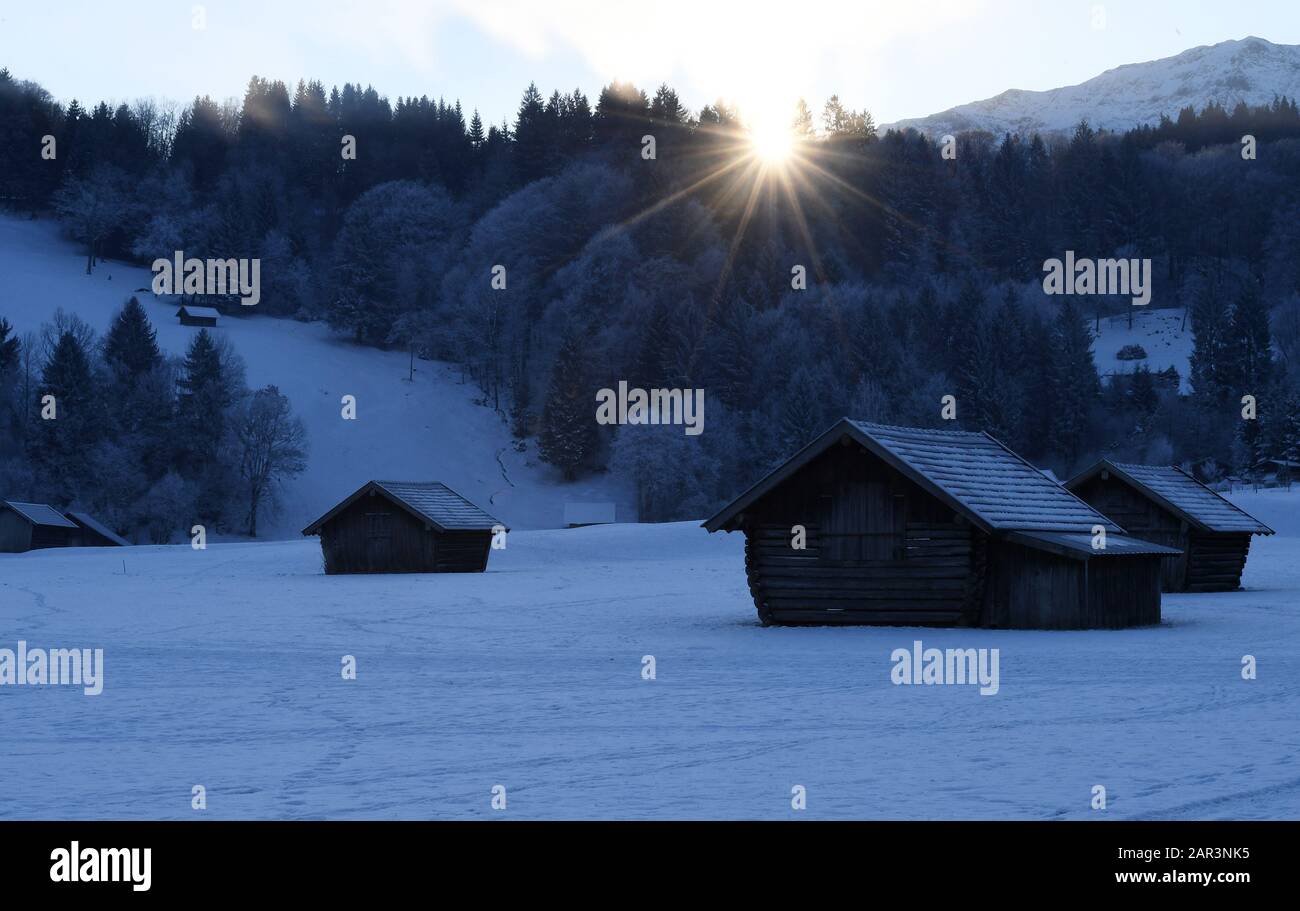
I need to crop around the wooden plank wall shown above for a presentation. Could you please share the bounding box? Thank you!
[0,511,33,552]
[1087,556,1161,627]
[984,541,1162,629]
[1072,475,1188,590]
[739,441,978,625]
[1185,532,1252,591]
[317,493,492,574]
[985,541,1085,629]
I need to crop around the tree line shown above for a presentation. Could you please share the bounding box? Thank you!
[4,65,1300,521]
[0,301,306,540]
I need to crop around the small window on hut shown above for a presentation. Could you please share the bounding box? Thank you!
[367,513,391,540]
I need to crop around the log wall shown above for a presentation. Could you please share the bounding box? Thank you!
[739,441,979,625]
[1184,532,1251,591]
[1071,474,1187,590]
[317,492,491,574]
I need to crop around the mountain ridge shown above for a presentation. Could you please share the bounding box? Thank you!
[886,36,1300,137]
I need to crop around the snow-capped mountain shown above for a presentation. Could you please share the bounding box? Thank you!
[887,36,1300,137]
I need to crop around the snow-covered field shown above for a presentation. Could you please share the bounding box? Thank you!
[2,488,1297,820]
[0,213,630,535]
[1092,308,1193,392]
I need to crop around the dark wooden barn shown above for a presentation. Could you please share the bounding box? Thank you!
[703,420,1181,629]
[1065,460,1273,592]
[64,511,131,547]
[302,480,505,574]
[0,501,79,553]
[176,305,220,327]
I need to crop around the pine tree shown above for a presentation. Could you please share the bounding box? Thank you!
[0,319,23,458]
[514,82,549,183]
[538,327,598,481]
[30,330,99,501]
[774,366,827,457]
[1222,283,1273,397]
[103,297,162,383]
[1047,298,1099,466]
[0,318,19,374]
[176,329,235,468]
[1129,363,1158,415]
[792,99,815,139]
[1189,274,1229,401]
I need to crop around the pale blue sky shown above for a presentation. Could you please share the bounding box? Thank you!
[1,0,1297,127]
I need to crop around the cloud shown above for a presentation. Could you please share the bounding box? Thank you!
[445,0,988,113]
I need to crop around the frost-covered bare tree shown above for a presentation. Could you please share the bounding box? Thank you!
[232,385,308,537]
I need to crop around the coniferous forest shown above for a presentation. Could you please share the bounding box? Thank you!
[3,66,1300,525]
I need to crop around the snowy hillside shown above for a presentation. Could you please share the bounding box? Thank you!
[888,37,1300,137]
[0,213,632,537]
[1092,308,1194,393]
[1,492,1297,820]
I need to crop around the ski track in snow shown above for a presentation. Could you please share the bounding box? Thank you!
[1,488,1297,820]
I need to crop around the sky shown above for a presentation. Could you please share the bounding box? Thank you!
[1,0,1298,128]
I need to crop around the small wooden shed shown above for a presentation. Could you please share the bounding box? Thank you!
[703,420,1181,629]
[0,501,79,553]
[564,502,617,528]
[176,305,220,327]
[1065,460,1273,592]
[302,480,505,574]
[65,511,130,547]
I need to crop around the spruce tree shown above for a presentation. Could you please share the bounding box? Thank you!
[176,329,234,467]
[103,297,162,383]
[1047,298,1099,466]
[0,319,22,457]
[1189,276,1229,401]
[775,366,827,456]
[1223,283,1273,396]
[539,327,598,481]
[30,330,98,501]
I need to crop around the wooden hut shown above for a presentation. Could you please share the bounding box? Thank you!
[302,481,505,574]
[64,511,130,547]
[564,502,617,528]
[176,305,220,327]
[0,501,79,553]
[703,420,1181,629]
[1065,460,1273,592]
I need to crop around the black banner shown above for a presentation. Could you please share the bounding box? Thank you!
[0,820,1285,896]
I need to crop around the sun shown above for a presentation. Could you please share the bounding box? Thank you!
[748,118,796,165]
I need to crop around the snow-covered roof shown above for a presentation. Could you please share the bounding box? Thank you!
[3,501,78,529]
[849,422,1123,534]
[176,305,221,320]
[1006,530,1183,560]
[1067,460,1273,535]
[704,419,1123,535]
[65,511,131,546]
[564,502,617,525]
[302,481,505,536]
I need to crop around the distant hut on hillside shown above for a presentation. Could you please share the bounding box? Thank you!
[0,501,78,553]
[564,502,617,528]
[176,305,220,327]
[302,481,505,574]
[704,420,1181,629]
[1065,460,1273,592]
[64,511,130,547]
